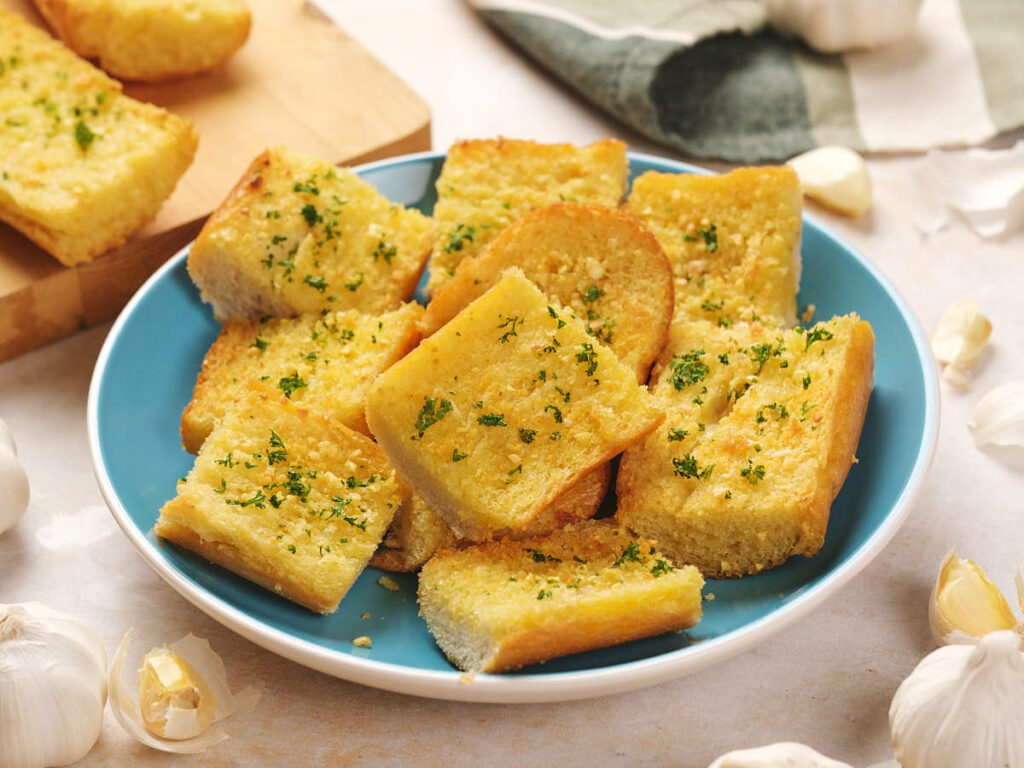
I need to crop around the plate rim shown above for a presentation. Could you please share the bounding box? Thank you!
[87,150,940,703]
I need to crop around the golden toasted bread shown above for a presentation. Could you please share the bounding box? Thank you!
[157,386,405,614]
[365,269,661,541]
[421,202,672,382]
[33,0,250,81]
[0,9,197,266]
[627,166,802,329]
[617,315,874,578]
[370,464,610,573]
[417,519,704,673]
[426,138,628,294]
[188,147,435,320]
[181,303,423,453]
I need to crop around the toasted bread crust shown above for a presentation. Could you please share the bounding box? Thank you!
[417,520,704,673]
[188,147,434,321]
[34,0,251,82]
[0,9,197,265]
[422,202,673,382]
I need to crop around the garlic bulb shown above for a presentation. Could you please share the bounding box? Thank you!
[707,742,852,768]
[764,0,923,53]
[931,301,991,388]
[0,418,30,535]
[786,146,872,217]
[929,548,1023,646]
[110,631,260,753]
[0,602,107,768]
[971,381,1024,458]
[890,630,1024,768]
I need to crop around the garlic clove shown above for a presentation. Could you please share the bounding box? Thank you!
[707,741,853,768]
[890,630,1024,768]
[786,147,872,217]
[138,649,217,739]
[929,548,1017,646]
[110,630,260,754]
[931,301,991,389]
[970,382,1024,458]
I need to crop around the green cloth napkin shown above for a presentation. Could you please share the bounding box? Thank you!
[470,0,1024,162]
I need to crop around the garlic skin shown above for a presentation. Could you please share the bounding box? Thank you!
[0,418,30,535]
[890,630,1024,768]
[971,381,1024,458]
[786,147,872,217]
[929,548,1018,646]
[764,0,923,53]
[707,742,852,768]
[931,301,991,388]
[110,631,260,754]
[0,602,107,768]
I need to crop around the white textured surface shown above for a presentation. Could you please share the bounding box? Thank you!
[1,1,1023,764]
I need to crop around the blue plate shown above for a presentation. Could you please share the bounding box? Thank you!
[88,151,939,703]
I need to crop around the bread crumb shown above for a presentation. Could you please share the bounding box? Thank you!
[378,576,400,592]
[353,636,372,648]
[801,304,816,323]
[705,592,716,601]
[361,612,371,620]
[459,671,476,685]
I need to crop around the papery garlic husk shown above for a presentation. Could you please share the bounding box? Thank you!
[707,741,853,768]
[890,630,1024,768]
[931,301,991,388]
[786,146,872,217]
[0,602,107,768]
[0,418,30,535]
[110,630,260,754]
[971,381,1024,457]
[929,548,1018,646]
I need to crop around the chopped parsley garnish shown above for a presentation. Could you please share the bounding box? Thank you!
[343,271,364,291]
[525,548,561,563]
[701,298,724,312]
[373,241,397,264]
[613,542,644,568]
[293,179,319,195]
[756,403,790,423]
[672,454,713,480]
[74,120,96,151]
[301,204,321,227]
[215,453,235,468]
[550,431,562,440]
[575,342,598,376]
[547,306,566,329]
[536,589,553,600]
[667,428,688,442]
[668,349,708,390]
[287,544,297,554]
[544,405,563,423]
[519,428,537,444]
[278,373,307,398]
[803,374,812,390]
[805,327,835,349]
[650,559,674,577]
[272,234,288,244]
[413,396,453,438]
[582,285,604,303]
[225,489,266,509]
[497,315,521,343]
[304,274,327,292]
[507,464,523,477]
[452,449,469,462]
[266,209,281,219]
[685,224,718,252]
[718,353,730,364]
[554,386,571,403]
[267,430,288,464]
[741,460,766,485]
[749,339,785,374]
[444,223,475,252]
[477,413,506,427]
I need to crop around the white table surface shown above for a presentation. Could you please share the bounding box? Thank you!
[2,1,1023,765]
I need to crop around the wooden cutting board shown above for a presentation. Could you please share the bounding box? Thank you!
[0,0,431,362]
